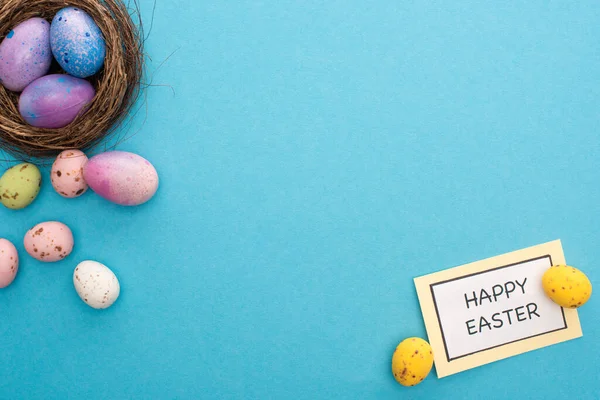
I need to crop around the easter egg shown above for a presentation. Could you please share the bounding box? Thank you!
[0,239,18,288]
[84,151,159,206]
[0,18,52,92]
[0,163,41,209]
[391,338,434,387]
[51,149,88,198]
[24,221,74,262]
[73,260,120,309]
[50,7,106,78]
[542,265,592,308]
[19,74,95,128]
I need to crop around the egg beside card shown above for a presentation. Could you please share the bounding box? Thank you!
[391,338,434,387]
[0,18,52,92]
[19,74,95,128]
[0,239,18,288]
[84,151,159,206]
[542,265,592,308]
[51,149,88,198]
[24,221,74,262]
[73,260,120,309]
[50,7,106,78]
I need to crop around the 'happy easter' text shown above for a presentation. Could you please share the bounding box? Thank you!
[463,278,540,335]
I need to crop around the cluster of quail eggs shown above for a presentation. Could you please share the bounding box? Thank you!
[0,148,159,309]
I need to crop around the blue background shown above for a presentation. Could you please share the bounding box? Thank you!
[1,1,599,399]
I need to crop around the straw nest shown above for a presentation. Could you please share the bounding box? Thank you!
[0,0,143,159]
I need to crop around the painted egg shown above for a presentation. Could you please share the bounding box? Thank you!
[84,151,159,206]
[73,260,120,309]
[51,149,88,198]
[0,162,41,209]
[391,337,434,387]
[50,7,106,78]
[542,265,592,308]
[0,239,18,288]
[24,221,74,262]
[19,74,95,128]
[0,18,52,92]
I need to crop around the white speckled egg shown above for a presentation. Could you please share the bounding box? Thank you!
[51,149,88,198]
[0,238,18,288]
[73,260,120,309]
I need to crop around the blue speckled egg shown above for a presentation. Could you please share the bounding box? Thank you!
[50,7,106,78]
[0,18,52,92]
[19,74,96,129]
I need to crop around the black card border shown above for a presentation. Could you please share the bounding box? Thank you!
[429,254,568,362]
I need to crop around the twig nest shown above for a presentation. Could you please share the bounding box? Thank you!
[0,0,143,159]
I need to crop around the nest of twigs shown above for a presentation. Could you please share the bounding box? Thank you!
[0,0,143,159]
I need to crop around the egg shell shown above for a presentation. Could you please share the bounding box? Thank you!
[0,239,18,288]
[0,163,41,209]
[24,221,74,262]
[542,265,592,308]
[51,149,88,198]
[73,260,120,309]
[0,18,52,92]
[391,338,434,387]
[84,151,159,206]
[19,74,95,128]
[50,7,106,78]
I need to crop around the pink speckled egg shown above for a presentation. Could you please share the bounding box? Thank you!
[83,151,159,206]
[24,221,74,262]
[0,239,18,288]
[51,149,88,198]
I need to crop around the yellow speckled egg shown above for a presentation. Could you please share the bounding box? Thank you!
[542,265,592,308]
[0,163,41,209]
[391,337,434,387]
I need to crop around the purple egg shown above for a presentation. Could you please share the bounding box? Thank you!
[83,151,159,206]
[0,18,52,92]
[18,74,95,128]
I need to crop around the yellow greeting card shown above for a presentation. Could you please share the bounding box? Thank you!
[414,240,582,378]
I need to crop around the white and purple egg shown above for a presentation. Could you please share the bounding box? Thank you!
[0,18,52,92]
[84,151,159,206]
[18,74,95,128]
